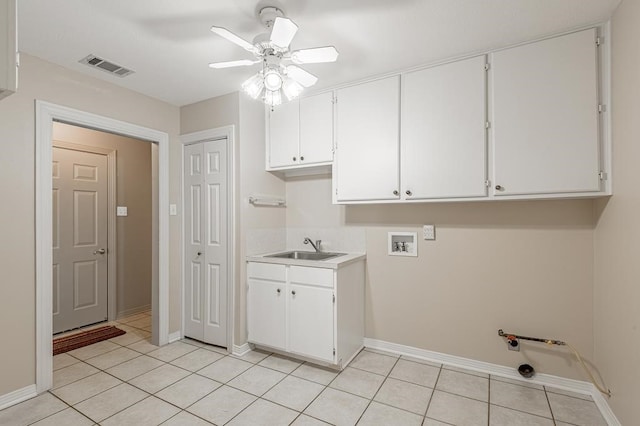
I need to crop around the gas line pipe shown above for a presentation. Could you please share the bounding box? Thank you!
[498,329,611,397]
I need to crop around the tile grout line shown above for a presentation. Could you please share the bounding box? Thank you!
[544,386,558,426]
[353,352,405,424]
[423,363,443,421]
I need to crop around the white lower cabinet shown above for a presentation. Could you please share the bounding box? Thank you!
[247,260,365,367]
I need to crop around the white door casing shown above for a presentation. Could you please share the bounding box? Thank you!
[36,101,170,393]
[183,139,228,347]
[52,148,108,333]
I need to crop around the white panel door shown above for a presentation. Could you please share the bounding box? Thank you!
[299,92,334,165]
[268,100,300,168]
[402,56,488,199]
[183,139,228,347]
[183,143,205,341]
[335,76,400,202]
[491,28,600,195]
[53,148,108,333]
[288,284,334,362]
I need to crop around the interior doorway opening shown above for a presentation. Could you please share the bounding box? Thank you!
[35,101,170,393]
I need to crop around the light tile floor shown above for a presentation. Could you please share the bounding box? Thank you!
[0,311,609,425]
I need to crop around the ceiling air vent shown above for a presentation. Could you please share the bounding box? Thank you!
[79,54,135,78]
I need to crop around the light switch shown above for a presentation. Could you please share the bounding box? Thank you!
[169,204,177,216]
[116,206,128,217]
[423,225,435,240]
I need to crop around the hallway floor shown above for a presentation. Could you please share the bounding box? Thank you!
[0,311,608,425]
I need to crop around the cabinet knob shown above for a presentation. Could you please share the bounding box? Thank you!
[495,185,503,191]
[405,190,412,196]
[393,190,399,196]
[291,290,296,296]
[292,156,297,161]
[196,251,202,256]
[277,288,281,294]
[300,156,304,161]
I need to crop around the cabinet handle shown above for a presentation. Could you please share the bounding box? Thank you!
[291,290,296,296]
[300,156,304,161]
[292,156,297,161]
[495,185,503,191]
[405,190,412,196]
[393,190,399,196]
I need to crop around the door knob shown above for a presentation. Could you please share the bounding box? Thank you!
[93,248,106,255]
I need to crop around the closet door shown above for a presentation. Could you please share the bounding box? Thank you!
[183,140,228,347]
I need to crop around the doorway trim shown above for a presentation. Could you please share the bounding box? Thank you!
[180,126,236,351]
[52,141,118,322]
[36,101,170,393]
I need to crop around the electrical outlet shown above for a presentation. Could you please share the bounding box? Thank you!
[423,225,435,240]
[116,206,128,217]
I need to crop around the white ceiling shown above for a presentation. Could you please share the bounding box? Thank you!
[18,0,621,107]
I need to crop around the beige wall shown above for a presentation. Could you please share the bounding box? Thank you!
[180,92,286,344]
[287,176,596,380]
[0,54,180,396]
[593,0,640,423]
[53,123,153,316]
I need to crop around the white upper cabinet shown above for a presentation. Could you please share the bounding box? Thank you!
[401,55,488,200]
[490,28,601,196]
[268,100,300,168]
[267,91,334,171]
[0,0,17,100]
[335,76,401,202]
[299,91,334,165]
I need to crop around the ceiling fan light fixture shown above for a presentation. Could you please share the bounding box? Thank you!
[241,72,264,99]
[264,89,282,107]
[282,78,304,101]
[263,69,283,91]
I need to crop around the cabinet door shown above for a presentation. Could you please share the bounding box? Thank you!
[289,284,334,362]
[491,29,600,196]
[402,56,488,200]
[247,279,286,350]
[268,100,300,168]
[335,76,400,202]
[299,92,334,165]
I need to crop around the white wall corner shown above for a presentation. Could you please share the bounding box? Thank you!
[363,338,620,425]
[232,342,253,357]
[0,385,37,411]
[168,331,182,343]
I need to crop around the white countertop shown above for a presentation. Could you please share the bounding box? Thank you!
[246,251,366,270]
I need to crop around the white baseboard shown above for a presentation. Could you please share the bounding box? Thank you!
[233,342,253,357]
[0,385,37,411]
[168,331,182,343]
[363,338,620,426]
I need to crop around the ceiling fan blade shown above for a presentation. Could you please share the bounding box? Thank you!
[286,65,318,88]
[270,17,298,49]
[210,26,256,53]
[209,59,259,69]
[290,46,339,64]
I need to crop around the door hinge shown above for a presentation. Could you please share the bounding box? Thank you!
[596,36,603,46]
[335,188,338,196]
[485,180,491,187]
[485,121,491,129]
[332,96,338,104]
[598,104,607,113]
[484,63,491,71]
[333,348,336,356]
[599,171,608,181]
[333,293,335,303]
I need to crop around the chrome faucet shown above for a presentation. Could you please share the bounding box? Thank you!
[303,237,322,252]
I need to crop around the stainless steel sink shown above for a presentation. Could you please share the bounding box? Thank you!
[266,251,346,261]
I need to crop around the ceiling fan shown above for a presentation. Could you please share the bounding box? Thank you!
[209,6,339,107]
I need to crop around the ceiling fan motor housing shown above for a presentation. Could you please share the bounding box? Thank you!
[259,7,284,28]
